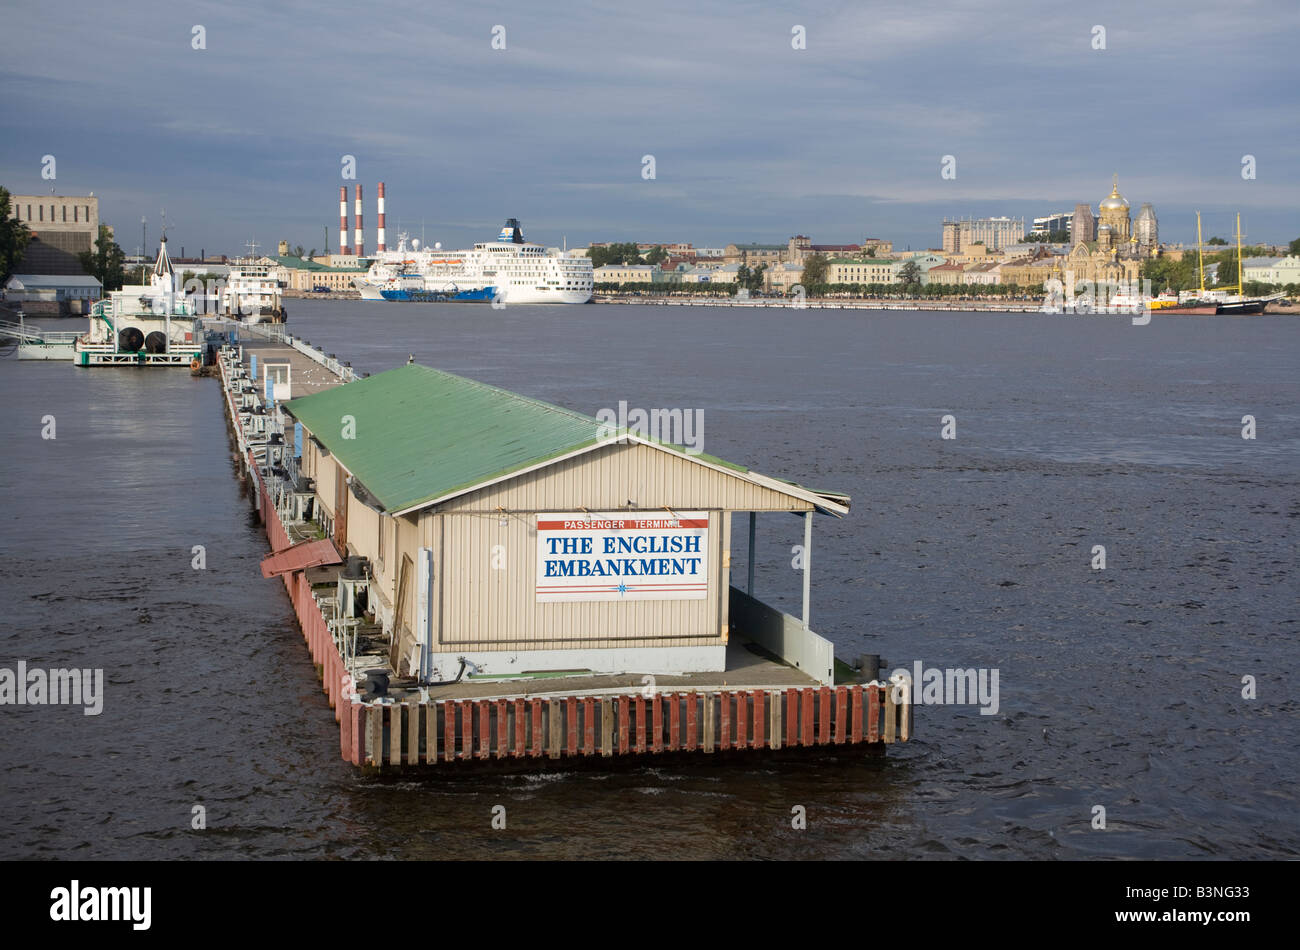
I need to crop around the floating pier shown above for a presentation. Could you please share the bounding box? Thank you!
[217,325,907,768]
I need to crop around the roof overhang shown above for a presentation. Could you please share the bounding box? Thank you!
[387,432,850,519]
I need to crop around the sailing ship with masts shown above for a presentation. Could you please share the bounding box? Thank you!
[1150,212,1284,315]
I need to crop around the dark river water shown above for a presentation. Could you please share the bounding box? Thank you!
[1,302,1296,860]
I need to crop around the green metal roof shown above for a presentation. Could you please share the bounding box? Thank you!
[283,364,848,516]
[272,256,366,273]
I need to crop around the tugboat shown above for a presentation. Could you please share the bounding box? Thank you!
[74,235,205,367]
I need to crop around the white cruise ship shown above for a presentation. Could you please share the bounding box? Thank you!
[354,220,593,304]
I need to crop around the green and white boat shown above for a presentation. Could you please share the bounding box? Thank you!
[75,236,205,367]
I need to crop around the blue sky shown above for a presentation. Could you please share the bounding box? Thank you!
[3,0,1297,255]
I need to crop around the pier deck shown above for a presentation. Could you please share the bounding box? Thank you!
[236,335,351,398]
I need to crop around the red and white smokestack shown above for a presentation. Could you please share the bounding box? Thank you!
[353,184,364,257]
[376,182,387,252]
[338,186,349,255]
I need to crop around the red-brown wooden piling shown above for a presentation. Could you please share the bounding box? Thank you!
[802,690,815,746]
[566,698,578,756]
[582,698,595,756]
[735,691,749,749]
[752,690,766,749]
[459,701,473,760]
[340,697,352,760]
[685,693,698,751]
[867,685,880,742]
[477,701,491,759]
[513,698,526,757]
[496,700,508,759]
[443,702,456,762]
[669,695,681,751]
[390,703,403,766]
[618,695,630,754]
[652,694,664,753]
[786,690,799,747]
[818,688,831,745]
[530,699,544,758]
[349,702,364,765]
[634,696,647,753]
[835,687,848,744]
[719,693,732,751]
[851,685,864,743]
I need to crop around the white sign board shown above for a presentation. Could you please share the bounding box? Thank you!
[536,512,709,602]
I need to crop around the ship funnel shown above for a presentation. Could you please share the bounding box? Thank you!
[499,218,524,243]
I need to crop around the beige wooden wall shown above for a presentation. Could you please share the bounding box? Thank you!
[409,442,811,653]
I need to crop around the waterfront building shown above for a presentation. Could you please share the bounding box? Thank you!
[860,238,893,257]
[925,262,968,286]
[6,193,100,254]
[766,262,805,292]
[1000,241,1140,291]
[1242,256,1300,286]
[962,262,1002,286]
[940,216,1026,252]
[1071,203,1097,244]
[593,263,660,284]
[998,255,1064,290]
[270,256,367,292]
[676,264,725,284]
[786,236,861,264]
[952,244,994,264]
[281,363,850,681]
[941,221,961,254]
[724,243,786,267]
[1031,213,1072,238]
[704,263,741,284]
[893,253,948,283]
[1001,241,1052,259]
[825,258,898,285]
[2,273,102,306]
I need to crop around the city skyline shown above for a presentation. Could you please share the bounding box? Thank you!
[3,0,1298,254]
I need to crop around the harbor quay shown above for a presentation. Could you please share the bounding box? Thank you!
[217,325,908,769]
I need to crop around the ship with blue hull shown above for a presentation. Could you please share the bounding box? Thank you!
[380,286,497,303]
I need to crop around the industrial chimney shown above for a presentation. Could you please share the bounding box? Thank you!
[338,186,349,256]
[376,182,386,252]
[353,184,364,258]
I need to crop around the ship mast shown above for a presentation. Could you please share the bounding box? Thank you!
[1236,213,1243,296]
[1196,211,1205,295]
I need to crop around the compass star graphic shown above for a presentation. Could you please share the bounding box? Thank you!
[616,583,628,596]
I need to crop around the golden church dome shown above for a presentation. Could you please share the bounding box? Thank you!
[1100,175,1129,211]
